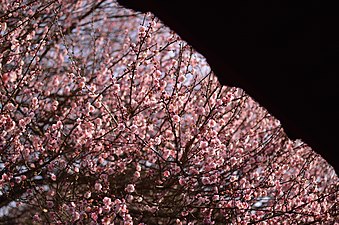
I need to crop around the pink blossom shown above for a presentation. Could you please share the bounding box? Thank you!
[125,184,135,193]
[0,22,7,32]
[139,25,146,33]
[160,80,167,90]
[95,183,102,191]
[2,173,9,181]
[230,157,237,166]
[179,177,186,185]
[1,73,9,83]
[73,212,80,221]
[112,84,120,91]
[127,194,134,202]
[172,115,181,123]
[136,164,142,171]
[163,170,170,178]
[118,123,125,131]
[155,70,162,78]
[197,106,206,115]
[212,194,220,201]
[230,175,238,182]
[103,197,111,206]
[9,71,17,82]
[181,211,189,216]
[244,194,251,201]
[50,173,57,181]
[130,124,138,134]
[101,217,112,225]
[199,141,209,149]
[134,171,140,178]
[201,177,211,185]
[79,81,86,89]
[178,75,186,83]
[5,103,16,111]
[33,214,41,222]
[208,119,216,127]
[84,191,91,199]
[46,201,54,208]
[91,212,98,221]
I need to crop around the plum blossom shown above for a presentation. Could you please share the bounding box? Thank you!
[125,184,135,193]
[103,197,112,206]
[50,173,57,181]
[84,191,91,199]
[199,141,209,149]
[178,74,186,83]
[73,212,80,221]
[172,115,181,123]
[95,183,102,191]
[163,170,171,178]
[201,177,211,185]
[0,1,337,225]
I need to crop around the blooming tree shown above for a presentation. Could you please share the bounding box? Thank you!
[0,0,338,224]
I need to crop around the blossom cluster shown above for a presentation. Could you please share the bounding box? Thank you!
[0,0,338,224]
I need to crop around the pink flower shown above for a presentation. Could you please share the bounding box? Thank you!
[21,175,26,181]
[125,184,135,193]
[134,171,140,178]
[84,191,91,199]
[199,141,208,149]
[139,25,146,33]
[197,106,205,115]
[201,177,210,185]
[117,123,125,131]
[244,194,251,201]
[155,70,162,78]
[5,103,15,112]
[91,212,98,221]
[160,80,167,90]
[172,115,180,123]
[208,119,216,127]
[46,201,54,208]
[136,164,141,171]
[88,104,95,113]
[163,170,170,178]
[9,71,17,82]
[32,97,39,105]
[79,81,86,89]
[102,216,112,225]
[130,124,138,134]
[2,173,9,181]
[1,73,9,83]
[127,194,134,202]
[178,75,186,83]
[103,197,111,206]
[112,84,120,91]
[0,22,7,32]
[50,173,56,181]
[212,194,220,201]
[95,183,102,191]
[181,211,189,216]
[33,214,41,222]
[5,119,15,132]
[230,157,237,166]
[73,212,80,221]
[230,175,238,182]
